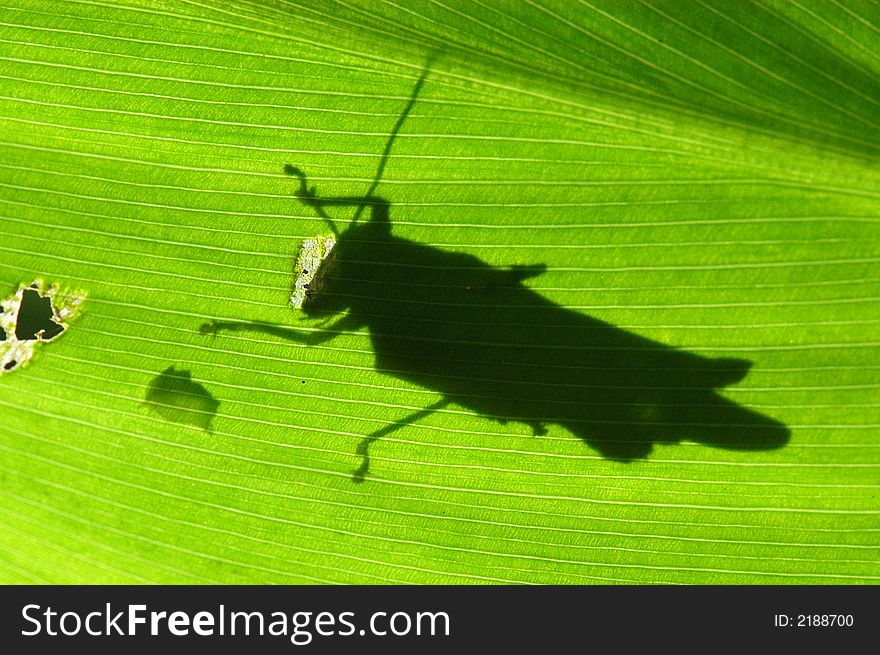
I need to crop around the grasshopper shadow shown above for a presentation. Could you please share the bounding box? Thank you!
[203,173,790,481]
[202,57,788,481]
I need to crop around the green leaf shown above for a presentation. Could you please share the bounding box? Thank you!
[1,0,878,584]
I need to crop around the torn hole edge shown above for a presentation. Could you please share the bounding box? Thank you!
[0,279,86,374]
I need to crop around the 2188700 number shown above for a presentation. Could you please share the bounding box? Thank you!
[797,614,854,627]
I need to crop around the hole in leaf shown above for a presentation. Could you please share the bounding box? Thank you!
[290,235,336,310]
[0,280,84,375]
[16,287,66,341]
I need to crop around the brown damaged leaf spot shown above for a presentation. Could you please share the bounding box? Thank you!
[0,280,85,375]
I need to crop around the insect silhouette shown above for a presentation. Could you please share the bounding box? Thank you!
[202,64,790,482]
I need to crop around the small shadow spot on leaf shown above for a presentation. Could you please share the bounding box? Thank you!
[144,366,219,433]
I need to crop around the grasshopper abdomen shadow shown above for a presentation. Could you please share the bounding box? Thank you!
[202,168,790,482]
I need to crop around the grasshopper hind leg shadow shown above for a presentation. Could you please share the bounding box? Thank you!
[350,398,450,483]
[351,436,376,484]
